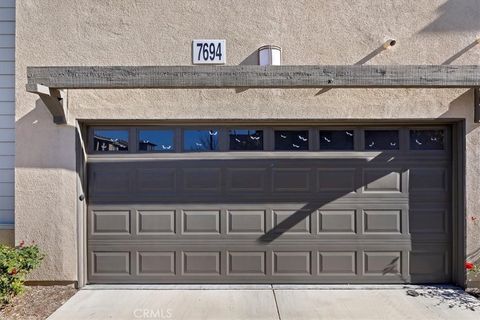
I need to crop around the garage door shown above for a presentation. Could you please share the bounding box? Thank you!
[87,125,452,284]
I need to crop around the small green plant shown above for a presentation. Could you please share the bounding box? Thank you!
[0,241,44,305]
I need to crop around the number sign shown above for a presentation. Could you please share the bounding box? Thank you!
[192,40,226,64]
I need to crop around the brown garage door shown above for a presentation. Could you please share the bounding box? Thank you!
[87,125,452,284]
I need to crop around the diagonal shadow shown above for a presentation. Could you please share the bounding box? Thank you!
[258,202,320,242]
[255,152,402,243]
[382,257,400,275]
[420,0,480,33]
[235,50,259,94]
[315,43,392,96]
[442,40,479,65]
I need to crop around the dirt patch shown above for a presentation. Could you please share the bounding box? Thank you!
[0,285,77,320]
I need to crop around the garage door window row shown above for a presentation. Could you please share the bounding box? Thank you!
[91,128,445,153]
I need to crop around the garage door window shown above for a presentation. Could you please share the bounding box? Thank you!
[184,129,219,152]
[93,129,129,152]
[365,130,399,150]
[138,129,174,152]
[319,130,354,150]
[89,127,448,154]
[409,130,444,150]
[229,129,263,150]
[274,130,309,151]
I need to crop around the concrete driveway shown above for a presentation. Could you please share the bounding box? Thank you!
[47,285,480,320]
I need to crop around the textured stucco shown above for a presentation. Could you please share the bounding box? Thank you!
[15,0,480,283]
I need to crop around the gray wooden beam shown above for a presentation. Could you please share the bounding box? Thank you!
[26,65,480,89]
[27,84,67,124]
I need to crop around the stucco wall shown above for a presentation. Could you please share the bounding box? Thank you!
[15,0,480,284]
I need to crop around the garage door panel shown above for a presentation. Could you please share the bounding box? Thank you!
[272,168,312,193]
[227,210,266,234]
[182,210,221,234]
[272,210,312,234]
[88,205,439,244]
[87,125,452,284]
[182,252,221,276]
[137,210,176,235]
[228,251,266,275]
[364,251,402,276]
[318,210,356,233]
[273,252,311,275]
[137,252,176,276]
[136,168,176,193]
[90,169,131,197]
[317,168,356,192]
[89,204,438,242]
[363,210,402,234]
[183,168,222,192]
[410,209,448,234]
[87,243,442,283]
[227,168,267,192]
[410,248,449,282]
[91,210,131,235]
[363,169,402,193]
[410,251,446,275]
[318,252,357,275]
[91,251,131,276]
[409,168,448,191]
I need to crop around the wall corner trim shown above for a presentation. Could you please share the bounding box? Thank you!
[474,88,480,123]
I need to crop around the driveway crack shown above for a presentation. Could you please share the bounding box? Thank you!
[272,288,282,320]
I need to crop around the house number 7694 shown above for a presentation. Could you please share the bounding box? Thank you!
[192,40,226,64]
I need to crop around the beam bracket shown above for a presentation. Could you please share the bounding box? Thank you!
[26,84,67,124]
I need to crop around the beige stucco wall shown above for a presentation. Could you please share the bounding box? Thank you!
[15,0,480,284]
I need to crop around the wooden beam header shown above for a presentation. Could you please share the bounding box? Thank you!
[26,65,480,90]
